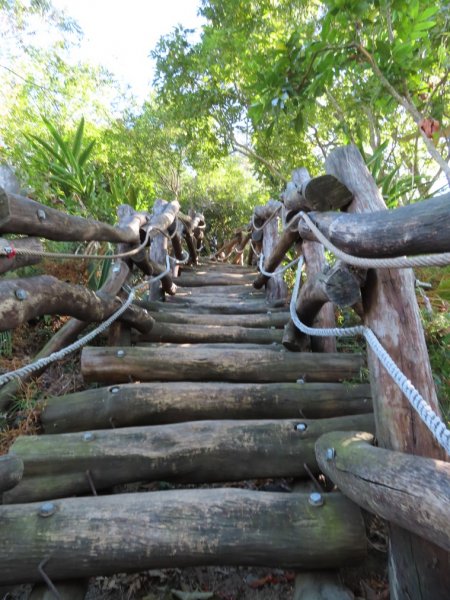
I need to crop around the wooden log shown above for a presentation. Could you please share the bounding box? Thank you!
[136,322,283,345]
[0,454,23,493]
[0,188,138,243]
[176,284,254,297]
[0,261,131,412]
[260,200,287,303]
[149,199,169,300]
[0,237,43,274]
[29,580,89,600]
[140,299,286,314]
[5,414,374,503]
[147,199,180,239]
[148,257,177,295]
[297,193,450,256]
[81,345,364,384]
[316,431,450,552]
[178,211,199,264]
[281,170,353,213]
[41,382,372,433]
[176,272,255,287]
[326,144,449,600]
[293,572,354,600]
[0,488,367,584]
[252,228,300,289]
[283,261,365,352]
[149,309,290,329]
[0,275,153,333]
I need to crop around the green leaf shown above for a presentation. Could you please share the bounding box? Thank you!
[78,140,95,167]
[72,117,85,159]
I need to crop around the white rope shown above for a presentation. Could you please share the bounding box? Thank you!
[300,212,450,269]
[0,256,172,387]
[290,258,450,455]
[251,205,281,232]
[258,252,301,277]
[170,250,190,265]
[250,241,261,258]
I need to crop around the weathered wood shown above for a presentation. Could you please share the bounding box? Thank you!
[326,144,449,600]
[176,284,254,297]
[0,454,23,493]
[178,211,199,264]
[81,345,364,384]
[149,309,290,329]
[293,572,354,600]
[177,272,255,287]
[297,193,450,256]
[136,321,283,344]
[316,431,450,552]
[140,298,286,314]
[0,275,154,333]
[0,188,139,243]
[0,488,367,584]
[149,199,169,300]
[0,236,43,274]
[283,260,365,352]
[41,382,372,433]
[148,257,177,295]
[5,414,374,503]
[259,200,287,303]
[281,170,353,213]
[0,261,131,412]
[253,228,300,289]
[29,580,88,600]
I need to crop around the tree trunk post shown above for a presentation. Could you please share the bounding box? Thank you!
[149,199,169,301]
[326,144,450,600]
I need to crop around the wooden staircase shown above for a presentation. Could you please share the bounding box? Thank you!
[1,260,374,588]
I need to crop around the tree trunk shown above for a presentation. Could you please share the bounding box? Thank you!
[316,431,450,553]
[326,144,450,600]
[297,193,450,256]
[41,381,372,433]
[81,345,365,384]
[281,170,353,213]
[0,488,366,584]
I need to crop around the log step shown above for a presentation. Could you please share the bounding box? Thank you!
[149,309,290,329]
[81,345,365,384]
[145,299,286,314]
[176,272,256,286]
[137,322,284,344]
[0,454,24,494]
[5,414,374,503]
[41,381,373,433]
[0,488,367,585]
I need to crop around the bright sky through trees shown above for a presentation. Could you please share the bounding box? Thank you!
[51,0,204,101]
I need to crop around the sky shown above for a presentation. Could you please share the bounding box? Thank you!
[51,0,205,101]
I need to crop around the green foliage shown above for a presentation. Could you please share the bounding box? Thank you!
[26,116,96,212]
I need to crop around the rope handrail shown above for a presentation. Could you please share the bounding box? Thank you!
[0,256,172,387]
[300,212,450,269]
[251,205,282,232]
[290,258,450,456]
[258,252,301,277]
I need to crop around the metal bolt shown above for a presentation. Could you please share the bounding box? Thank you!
[39,501,56,517]
[36,209,46,221]
[116,349,125,358]
[270,326,275,330]
[308,492,324,507]
[267,311,272,316]
[112,264,121,273]
[82,432,95,442]
[296,378,305,384]
[109,386,120,394]
[15,289,27,301]
[295,422,307,432]
[326,447,336,461]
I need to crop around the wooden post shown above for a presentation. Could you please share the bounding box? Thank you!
[326,144,450,600]
[149,199,169,301]
[258,200,287,304]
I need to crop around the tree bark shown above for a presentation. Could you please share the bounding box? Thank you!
[148,309,290,329]
[281,171,353,213]
[326,144,449,600]
[81,345,364,384]
[149,199,169,301]
[0,237,43,274]
[258,200,287,303]
[297,193,450,256]
[0,188,139,243]
[41,381,372,433]
[252,228,300,289]
[5,414,374,503]
[0,275,153,333]
[0,454,23,494]
[0,488,366,584]
[136,321,283,345]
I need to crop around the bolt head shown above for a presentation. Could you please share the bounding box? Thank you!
[267,311,272,316]
[112,264,121,273]
[36,209,46,221]
[110,386,120,394]
[296,378,305,384]
[308,492,324,507]
[39,501,56,517]
[326,447,336,461]
[295,422,307,432]
[116,349,125,358]
[15,288,27,301]
[82,432,95,442]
